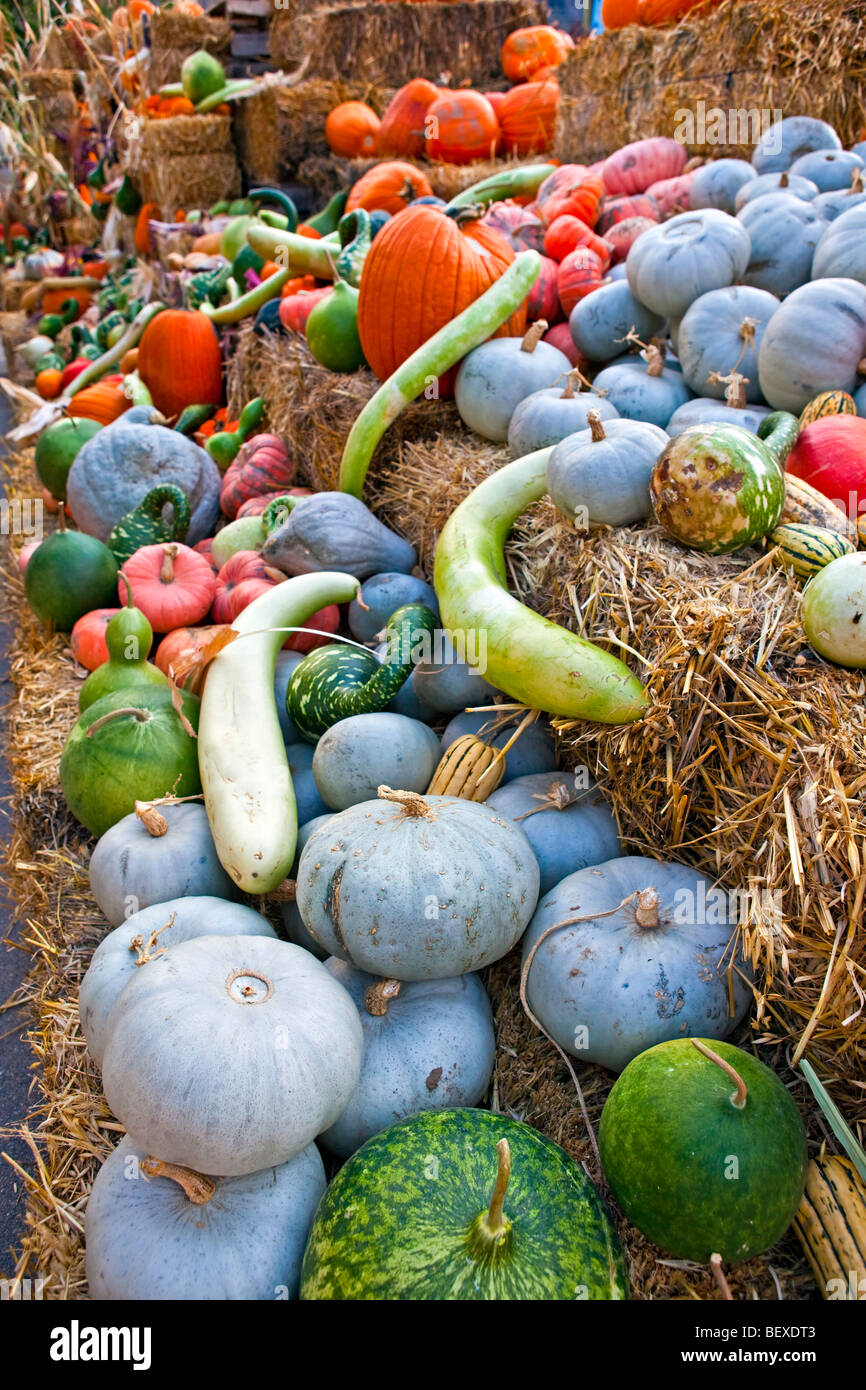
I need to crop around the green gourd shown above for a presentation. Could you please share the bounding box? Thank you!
[336,210,373,289]
[304,190,348,237]
[38,297,79,339]
[78,585,168,712]
[96,310,128,352]
[205,396,266,472]
[187,262,233,312]
[174,403,218,437]
[305,282,364,374]
[107,485,191,565]
[287,603,437,742]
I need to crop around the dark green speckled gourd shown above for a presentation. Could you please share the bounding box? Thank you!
[287,602,437,742]
[300,1108,628,1301]
[107,485,191,565]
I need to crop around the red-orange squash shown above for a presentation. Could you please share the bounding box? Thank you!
[345,162,434,216]
[424,91,500,164]
[497,78,559,156]
[538,172,605,229]
[134,202,161,256]
[501,25,574,83]
[137,309,223,420]
[544,214,612,265]
[155,624,222,688]
[70,608,122,671]
[211,550,279,625]
[377,80,440,159]
[557,247,606,317]
[602,0,641,26]
[357,204,525,388]
[67,375,130,426]
[325,102,381,159]
[786,416,866,517]
[119,543,217,633]
[219,434,295,519]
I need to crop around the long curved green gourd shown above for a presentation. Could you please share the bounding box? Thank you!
[246,223,341,280]
[287,603,437,742]
[434,448,649,724]
[446,163,557,210]
[250,187,299,233]
[339,250,542,498]
[199,571,360,893]
[107,484,191,565]
[336,209,373,288]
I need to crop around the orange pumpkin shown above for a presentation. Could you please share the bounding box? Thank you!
[67,376,130,426]
[120,347,140,375]
[501,26,574,83]
[154,624,223,692]
[357,205,524,390]
[602,0,641,25]
[35,368,63,399]
[42,285,91,317]
[120,543,218,634]
[325,101,381,158]
[345,162,434,215]
[377,79,440,159]
[557,247,605,316]
[134,202,161,256]
[424,91,500,164]
[637,0,721,22]
[192,232,222,256]
[71,608,124,671]
[497,78,559,156]
[137,309,223,420]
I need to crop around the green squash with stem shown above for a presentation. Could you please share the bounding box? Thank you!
[78,577,168,712]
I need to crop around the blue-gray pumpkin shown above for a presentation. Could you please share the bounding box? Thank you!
[734,171,819,211]
[296,786,540,979]
[274,650,304,744]
[737,193,826,297]
[412,632,500,713]
[454,325,572,442]
[89,802,235,926]
[677,285,779,403]
[547,412,669,526]
[281,814,334,958]
[486,772,620,895]
[811,203,866,285]
[626,209,751,320]
[666,396,771,437]
[689,158,756,214]
[311,712,441,811]
[320,962,495,1158]
[506,376,620,457]
[758,277,866,412]
[349,571,439,643]
[262,492,416,580]
[569,279,663,362]
[752,116,842,175]
[592,344,692,429]
[85,1137,325,1301]
[521,855,753,1073]
[285,740,332,821]
[789,149,863,193]
[812,182,866,222]
[79,896,277,1067]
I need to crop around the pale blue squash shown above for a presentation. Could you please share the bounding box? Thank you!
[813,185,866,221]
[789,149,862,193]
[752,116,841,174]
[592,349,691,429]
[282,814,334,958]
[811,204,866,285]
[486,772,621,895]
[507,382,619,457]
[454,332,572,442]
[758,277,866,412]
[737,193,826,297]
[412,632,500,713]
[349,572,439,643]
[677,284,779,403]
[274,651,303,745]
[286,741,331,821]
[626,209,751,320]
[666,397,771,436]
[689,158,756,213]
[320,963,495,1158]
[734,172,819,211]
[311,712,441,810]
[547,415,669,526]
[569,279,663,362]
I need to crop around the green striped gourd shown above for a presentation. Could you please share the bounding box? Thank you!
[287,603,437,742]
[107,485,191,565]
[799,390,857,429]
[770,522,855,578]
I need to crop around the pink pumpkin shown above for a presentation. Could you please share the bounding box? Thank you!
[604,216,657,263]
[596,194,661,235]
[645,171,696,214]
[279,287,333,335]
[603,136,687,196]
[557,247,605,317]
[543,321,587,370]
[211,550,280,625]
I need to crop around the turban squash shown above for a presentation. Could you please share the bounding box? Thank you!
[357,204,525,389]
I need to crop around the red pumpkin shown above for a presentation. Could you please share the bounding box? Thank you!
[557,247,605,317]
[481,201,546,253]
[137,309,223,420]
[497,78,559,156]
[236,487,311,519]
[483,91,507,119]
[284,601,341,654]
[357,204,524,388]
[525,254,562,324]
[346,162,434,215]
[279,287,332,334]
[377,79,440,158]
[604,216,657,263]
[61,357,95,390]
[67,375,129,425]
[536,163,588,206]
[646,171,696,214]
[211,550,280,624]
[501,25,573,83]
[603,136,687,196]
[70,608,123,671]
[193,538,219,573]
[543,321,587,369]
[424,91,500,164]
[786,416,866,519]
[544,214,612,265]
[596,193,661,235]
[536,172,604,228]
[219,434,295,519]
[325,102,381,159]
[120,543,217,633]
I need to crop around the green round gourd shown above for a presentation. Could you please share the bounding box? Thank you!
[300,1108,628,1300]
[801,551,866,667]
[305,281,365,373]
[287,602,436,742]
[599,1037,807,1264]
[181,48,226,104]
[34,416,102,500]
[650,412,797,554]
[60,685,201,837]
[78,598,167,712]
[24,526,119,631]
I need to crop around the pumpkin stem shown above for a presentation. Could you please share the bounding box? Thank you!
[561,367,594,398]
[160,544,178,584]
[634,887,661,929]
[737,316,758,347]
[709,369,748,411]
[135,799,168,836]
[709,1253,734,1301]
[377,785,434,820]
[140,1156,216,1205]
[129,912,176,966]
[644,344,665,378]
[779,171,789,188]
[84,705,151,737]
[481,1139,512,1242]
[852,167,864,193]
[857,356,866,377]
[520,320,548,353]
[365,978,402,1016]
[587,409,607,442]
[691,1038,748,1109]
[514,778,579,820]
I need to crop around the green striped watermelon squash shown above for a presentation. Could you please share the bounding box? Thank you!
[650,412,798,555]
[300,1108,628,1301]
[770,522,854,579]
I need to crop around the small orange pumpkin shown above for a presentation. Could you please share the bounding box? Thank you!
[345,161,434,215]
[67,376,130,426]
[70,608,124,671]
[120,543,218,634]
[134,202,161,256]
[497,78,559,156]
[501,26,574,83]
[325,102,381,158]
[35,368,64,399]
[424,91,500,164]
[377,79,440,159]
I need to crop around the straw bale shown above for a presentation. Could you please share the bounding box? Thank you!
[234,78,392,185]
[270,0,548,86]
[148,9,231,91]
[142,113,234,162]
[147,151,241,217]
[297,152,522,205]
[23,70,78,132]
[555,0,866,163]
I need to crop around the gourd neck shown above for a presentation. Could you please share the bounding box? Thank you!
[520,321,547,354]
[467,1139,513,1261]
[140,1156,216,1205]
[691,1038,748,1110]
[587,409,607,442]
[634,887,661,929]
[365,978,402,1016]
[377,785,434,820]
[84,706,151,737]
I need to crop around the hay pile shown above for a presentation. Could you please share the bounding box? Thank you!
[22,71,79,172]
[270,0,547,86]
[556,0,866,162]
[138,114,241,215]
[234,78,392,185]
[147,8,232,92]
[298,152,524,205]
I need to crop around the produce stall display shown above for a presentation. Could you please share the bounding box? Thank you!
[0,0,864,1314]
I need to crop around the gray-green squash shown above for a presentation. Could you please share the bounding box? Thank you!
[677,284,779,403]
[546,411,669,526]
[261,491,415,580]
[311,712,441,810]
[454,323,572,442]
[626,209,752,320]
[486,772,621,895]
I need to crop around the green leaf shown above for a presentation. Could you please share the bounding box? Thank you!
[800,1058,866,1182]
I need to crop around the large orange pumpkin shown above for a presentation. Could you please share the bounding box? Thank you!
[497,79,559,156]
[357,205,525,390]
[602,0,641,25]
[137,309,223,420]
[345,161,434,215]
[67,376,130,426]
[377,79,440,159]
[424,91,500,164]
[637,0,722,22]
[501,26,574,83]
[325,101,381,159]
